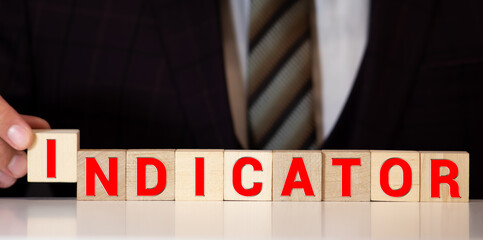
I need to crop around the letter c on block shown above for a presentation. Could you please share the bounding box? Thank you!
[232,157,263,196]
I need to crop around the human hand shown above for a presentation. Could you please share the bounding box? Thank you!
[0,96,50,188]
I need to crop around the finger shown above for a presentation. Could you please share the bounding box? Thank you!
[21,115,51,129]
[0,96,32,150]
[0,138,22,187]
[0,170,16,188]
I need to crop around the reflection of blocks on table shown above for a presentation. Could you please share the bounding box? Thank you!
[420,151,469,202]
[77,150,126,201]
[224,150,272,201]
[126,150,175,201]
[322,150,370,201]
[371,151,420,202]
[175,149,224,201]
[27,129,79,182]
[272,150,322,201]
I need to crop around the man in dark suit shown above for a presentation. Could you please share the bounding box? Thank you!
[0,0,482,198]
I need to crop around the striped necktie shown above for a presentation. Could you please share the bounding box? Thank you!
[248,0,316,150]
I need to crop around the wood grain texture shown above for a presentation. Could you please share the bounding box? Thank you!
[272,150,322,201]
[77,150,126,201]
[175,149,224,201]
[27,129,79,182]
[126,150,175,201]
[371,150,420,202]
[322,150,370,201]
[224,150,272,201]
[420,151,469,202]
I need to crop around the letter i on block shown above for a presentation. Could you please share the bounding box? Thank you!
[322,150,370,201]
[175,150,224,201]
[27,129,79,182]
[420,151,469,202]
[77,150,126,200]
[224,150,272,201]
[126,150,175,200]
[371,150,420,201]
[272,151,322,201]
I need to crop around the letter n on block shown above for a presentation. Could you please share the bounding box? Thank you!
[420,151,469,202]
[175,149,224,201]
[27,129,79,182]
[126,150,175,201]
[224,150,272,201]
[272,150,322,201]
[371,150,420,202]
[77,150,126,200]
[322,150,370,201]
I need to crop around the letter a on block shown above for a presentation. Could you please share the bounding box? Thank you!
[371,150,420,202]
[420,151,469,202]
[224,150,272,201]
[273,150,322,201]
[77,150,126,200]
[126,150,174,200]
[27,129,79,182]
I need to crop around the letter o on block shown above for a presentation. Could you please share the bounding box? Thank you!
[371,151,420,202]
[224,150,272,201]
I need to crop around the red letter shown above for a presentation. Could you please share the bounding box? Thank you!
[332,158,361,197]
[380,158,412,197]
[281,157,315,196]
[195,157,204,196]
[233,157,263,196]
[47,139,56,178]
[137,158,166,196]
[86,157,118,196]
[431,159,461,198]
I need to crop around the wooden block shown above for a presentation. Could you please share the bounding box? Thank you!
[175,149,223,201]
[272,150,322,201]
[224,150,272,201]
[27,129,79,182]
[322,150,370,201]
[371,150,420,202]
[126,150,175,201]
[420,151,469,202]
[77,150,126,200]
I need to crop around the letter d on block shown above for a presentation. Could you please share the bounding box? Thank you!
[126,150,175,200]
[27,129,79,182]
[77,150,126,200]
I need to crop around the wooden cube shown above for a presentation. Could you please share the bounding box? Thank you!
[371,151,420,202]
[272,150,322,201]
[175,149,224,201]
[322,150,370,201]
[224,150,272,201]
[27,129,79,182]
[420,151,469,202]
[77,150,126,200]
[126,150,175,201]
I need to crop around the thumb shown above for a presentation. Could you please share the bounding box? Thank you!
[0,96,33,150]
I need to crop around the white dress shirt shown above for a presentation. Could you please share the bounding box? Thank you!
[222,0,369,148]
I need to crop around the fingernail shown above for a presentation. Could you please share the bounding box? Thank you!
[0,171,16,188]
[8,154,27,178]
[7,125,29,149]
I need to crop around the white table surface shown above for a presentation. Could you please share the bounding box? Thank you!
[0,198,482,239]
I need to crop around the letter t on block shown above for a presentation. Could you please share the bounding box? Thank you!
[27,129,79,182]
[420,151,469,202]
[77,150,126,200]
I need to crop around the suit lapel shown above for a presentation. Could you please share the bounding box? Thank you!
[325,0,439,148]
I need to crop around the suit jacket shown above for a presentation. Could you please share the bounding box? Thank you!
[0,0,482,198]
